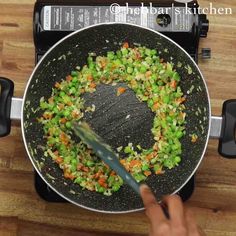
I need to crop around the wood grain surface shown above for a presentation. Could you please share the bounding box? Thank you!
[0,0,236,235]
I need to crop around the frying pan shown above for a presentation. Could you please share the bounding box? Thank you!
[0,23,236,213]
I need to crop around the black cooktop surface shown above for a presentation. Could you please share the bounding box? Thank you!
[33,0,209,203]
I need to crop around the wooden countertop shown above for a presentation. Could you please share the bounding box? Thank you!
[0,0,236,235]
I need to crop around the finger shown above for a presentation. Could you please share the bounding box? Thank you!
[163,195,185,226]
[197,226,207,236]
[150,221,171,236]
[140,184,166,223]
[185,208,203,236]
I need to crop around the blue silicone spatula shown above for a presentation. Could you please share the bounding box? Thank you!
[73,122,140,195]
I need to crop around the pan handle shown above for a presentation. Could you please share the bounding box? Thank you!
[0,77,14,137]
[218,100,236,158]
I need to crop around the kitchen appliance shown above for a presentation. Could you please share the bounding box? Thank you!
[32,0,210,203]
[2,21,235,212]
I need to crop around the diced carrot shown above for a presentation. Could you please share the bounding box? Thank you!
[58,103,65,110]
[55,156,63,164]
[71,110,80,118]
[94,172,100,179]
[62,140,68,146]
[144,171,152,177]
[100,58,107,69]
[64,172,75,180]
[120,159,126,165]
[69,174,76,180]
[98,178,106,184]
[59,132,66,140]
[153,151,158,157]
[98,178,107,188]
[130,160,138,167]
[60,132,69,145]
[82,166,89,172]
[130,160,141,167]
[145,71,152,78]
[153,102,159,111]
[53,150,59,155]
[123,42,129,48]
[55,82,61,89]
[176,97,186,104]
[170,80,177,89]
[70,174,76,180]
[66,75,73,82]
[155,169,163,175]
[110,171,116,176]
[117,87,126,96]
[77,163,83,170]
[89,82,96,89]
[124,165,130,171]
[146,153,153,160]
[43,112,53,119]
[135,52,141,60]
[48,97,54,104]
[60,117,67,124]
[64,172,70,178]
[102,183,108,188]
[87,75,93,81]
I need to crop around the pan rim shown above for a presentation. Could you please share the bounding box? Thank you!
[21,22,212,214]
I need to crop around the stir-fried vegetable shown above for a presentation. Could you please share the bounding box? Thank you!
[38,43,186,196]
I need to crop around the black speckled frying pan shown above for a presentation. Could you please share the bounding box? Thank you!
[0,23,236,213]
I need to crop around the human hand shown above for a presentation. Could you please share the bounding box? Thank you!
[140,185,205,236]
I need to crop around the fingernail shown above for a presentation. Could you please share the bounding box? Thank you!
[140,184,150,192]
